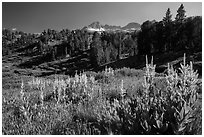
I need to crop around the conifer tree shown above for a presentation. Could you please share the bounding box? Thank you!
[163,8,172,25]
[163,8,173,51]
[175,4,186,23]
[90,32,103,67]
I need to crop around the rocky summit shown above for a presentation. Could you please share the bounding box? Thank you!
[82,21,141,33]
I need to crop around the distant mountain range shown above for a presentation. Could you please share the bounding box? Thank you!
[82,21,141,33]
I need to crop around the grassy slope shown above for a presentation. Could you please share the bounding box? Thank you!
[2,64,202,134]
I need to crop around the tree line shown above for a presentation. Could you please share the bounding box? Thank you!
[90,4,202,67]
[2,4,202,68]
[138,4,202,55]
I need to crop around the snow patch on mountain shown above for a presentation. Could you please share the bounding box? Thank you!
[83,21,141,33]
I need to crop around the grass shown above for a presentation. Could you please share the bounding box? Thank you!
[2,55,202,135]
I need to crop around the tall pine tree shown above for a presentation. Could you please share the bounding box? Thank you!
[163,8,172,25]
[175,4,186,23]
[90,32,105,67]
[163,8,173,51]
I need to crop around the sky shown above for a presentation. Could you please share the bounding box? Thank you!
[2,2,202,33]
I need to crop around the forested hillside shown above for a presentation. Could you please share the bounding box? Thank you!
[2,4,202,74]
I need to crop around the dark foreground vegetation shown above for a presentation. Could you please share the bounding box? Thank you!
[2,4,202,135]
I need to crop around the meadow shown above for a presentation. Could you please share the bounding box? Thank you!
[2,55,202,135]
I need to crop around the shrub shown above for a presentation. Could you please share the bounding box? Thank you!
[115,67,144,77]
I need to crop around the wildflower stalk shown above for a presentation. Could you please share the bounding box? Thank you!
[20,80,31,123]
[166,53,199,134]
[40,86,44,107]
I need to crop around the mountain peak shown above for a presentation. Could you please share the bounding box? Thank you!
[83,21,140,33]
[88,21,102,29]
[122,22,141,30]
